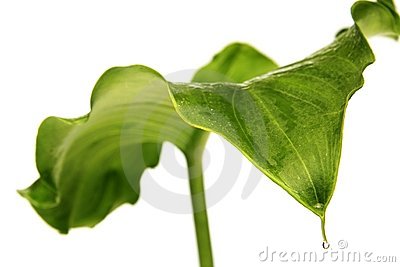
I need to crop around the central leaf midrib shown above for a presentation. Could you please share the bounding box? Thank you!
[251,90,320,204]
[231,88,255,150]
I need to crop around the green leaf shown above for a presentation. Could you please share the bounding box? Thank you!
[352,0,400,39]
[193,42,278,83]
[19,66,205,233]
[19,44,277,233]
[168,1,400,241]
[169,25,373,217]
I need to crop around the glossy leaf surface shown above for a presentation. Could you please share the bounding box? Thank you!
[169,26,374,219]
[168,1,400,236]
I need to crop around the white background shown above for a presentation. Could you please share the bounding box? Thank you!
[1,0,399,266]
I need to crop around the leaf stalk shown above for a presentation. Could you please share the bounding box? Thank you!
[187,154,214,267]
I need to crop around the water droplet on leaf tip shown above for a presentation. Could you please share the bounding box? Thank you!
[314,203,323,209]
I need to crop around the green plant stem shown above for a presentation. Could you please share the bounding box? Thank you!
[187,155,214,267]
[321,216,328,244]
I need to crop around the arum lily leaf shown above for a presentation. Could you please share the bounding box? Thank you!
[168,1,400,241]
[352,0,400,39]
[169,26,372,219]
[193,42,278,83]
[19,44,277,233]
[19,66,204,233]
